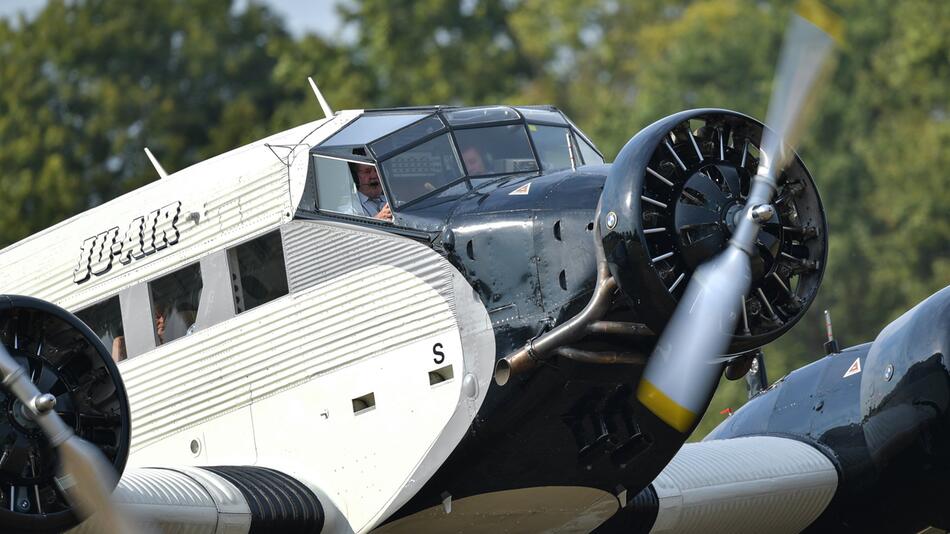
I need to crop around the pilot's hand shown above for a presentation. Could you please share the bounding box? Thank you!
[374,203,392,221]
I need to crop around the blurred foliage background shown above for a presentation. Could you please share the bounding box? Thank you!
[1,0,947,438]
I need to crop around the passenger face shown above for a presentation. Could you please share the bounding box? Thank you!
[355,164,383,198]
[155,312,166,343]
[462,147,486,174]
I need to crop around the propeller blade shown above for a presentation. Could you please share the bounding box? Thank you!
[638,247,751,432]
[759,0,843,178]
[56,435,134,530]
[0,345,140,533]
[637,1,842,433]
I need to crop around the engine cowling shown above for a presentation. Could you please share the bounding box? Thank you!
[599,108,827,354]
[0,295,130,533]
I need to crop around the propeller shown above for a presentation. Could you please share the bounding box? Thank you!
[0,343,138,533]
[636,1,843,433]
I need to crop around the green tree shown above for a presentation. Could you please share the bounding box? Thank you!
[339,0,537,106]
[0,0,314,246]
[1,0,945,441]
[691,0,950,439]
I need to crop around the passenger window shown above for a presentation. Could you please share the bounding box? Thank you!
[528,125,574,171]
[229,231,289,313]
[149,263,202,345]
[75,296,126,363]
[454,125,539,177]
[380,133,463,207]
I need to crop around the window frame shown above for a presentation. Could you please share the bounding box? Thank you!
[74,295,126,362]
[226,229,290,315]
[377,131,468,209]
[306,105,605,218]
[147,261,204,347]
[309,153,396,224]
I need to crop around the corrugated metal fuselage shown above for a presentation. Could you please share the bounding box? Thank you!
[0,112,685,532]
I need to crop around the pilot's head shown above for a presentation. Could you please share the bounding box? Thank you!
[462,146,486,175]
[352,163,383,200]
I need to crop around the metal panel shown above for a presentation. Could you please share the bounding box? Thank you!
[119,220,465,451]
[0,114,360,315]
[121,282,157,358]
[197,250,237,330]
[117,219,494,533]
[650,436,837,534]
[281,221,456,318]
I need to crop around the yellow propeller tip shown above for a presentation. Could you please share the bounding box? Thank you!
[637,379,698,434]
[796,0,845,44]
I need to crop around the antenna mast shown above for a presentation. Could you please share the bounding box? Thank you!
[144,147,169,179]
[308,77,334,119]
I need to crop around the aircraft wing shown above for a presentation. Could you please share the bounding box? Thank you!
[65,466,327,533]
[65,435,836,533]
[610,436,838,534]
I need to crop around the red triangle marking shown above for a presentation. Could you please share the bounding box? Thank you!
[509,183,531,195]
[843,357,862,378]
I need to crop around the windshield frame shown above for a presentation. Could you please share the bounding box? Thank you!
[310,105,601,213]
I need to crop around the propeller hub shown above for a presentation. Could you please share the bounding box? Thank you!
[723,202,745,234]
[8,397,40,432]
[673,165,784,280]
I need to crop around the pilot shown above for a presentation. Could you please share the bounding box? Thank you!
[351,163,392,221]
[462,146,487,175]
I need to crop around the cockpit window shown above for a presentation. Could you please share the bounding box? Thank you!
[380,133,463,207]
[577,137,605,165]
[370,115,446,159]
[454,125,539,177]
[528,125,577,171]
[321,113,430,147]
[444,106,519,126]
[307,106,603,218]
[312,155,392,220]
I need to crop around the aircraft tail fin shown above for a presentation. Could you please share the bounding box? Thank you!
[308,76,334,119]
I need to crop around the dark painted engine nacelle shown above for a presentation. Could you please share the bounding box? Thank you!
[708,285,950,532]
[598,108,827,354]
[0,296,130,533]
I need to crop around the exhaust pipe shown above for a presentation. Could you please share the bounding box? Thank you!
[494,222,617,385]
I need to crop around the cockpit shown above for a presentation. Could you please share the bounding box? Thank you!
[306,105,605,226]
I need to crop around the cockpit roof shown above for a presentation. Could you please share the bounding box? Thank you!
[317,105,596,159]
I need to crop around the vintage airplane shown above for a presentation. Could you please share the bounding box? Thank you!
[0,4,946,533]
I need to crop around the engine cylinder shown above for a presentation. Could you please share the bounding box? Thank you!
[598,109,827,353]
